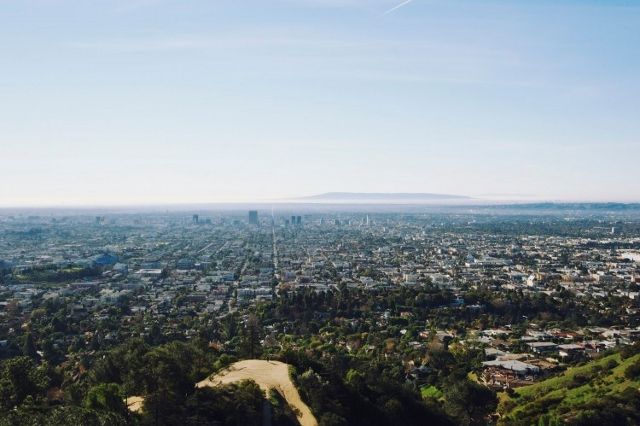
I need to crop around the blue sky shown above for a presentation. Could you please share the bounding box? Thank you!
[1,0,639,206]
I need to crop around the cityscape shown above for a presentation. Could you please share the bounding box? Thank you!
[1,204,640,424]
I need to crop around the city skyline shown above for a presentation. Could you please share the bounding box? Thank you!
[2,0,640,206]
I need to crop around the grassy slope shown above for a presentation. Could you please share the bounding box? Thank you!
[499,352,640,424]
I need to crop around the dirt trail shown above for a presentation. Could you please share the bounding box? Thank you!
[125,396,144,413]
[196,360,317,426]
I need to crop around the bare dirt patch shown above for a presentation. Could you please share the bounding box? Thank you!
[197,360,317,426]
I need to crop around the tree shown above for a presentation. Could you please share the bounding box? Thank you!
[0,356,49,411]
[243,314,261,359]
[22,333,38,360]
[319,412,348,426]
[443,379,497,426]
[147,323,163,345]
[83,383,127,417]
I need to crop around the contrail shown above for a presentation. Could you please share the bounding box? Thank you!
[382,0,415,15]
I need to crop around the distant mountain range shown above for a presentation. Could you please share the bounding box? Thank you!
[297,192,470,202]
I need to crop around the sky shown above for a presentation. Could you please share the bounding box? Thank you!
[1,0,639,206]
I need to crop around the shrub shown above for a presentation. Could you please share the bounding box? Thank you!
[570,373,592,388]
[624,361,640,380]
[620,343,640,360]
[604,359,619,370]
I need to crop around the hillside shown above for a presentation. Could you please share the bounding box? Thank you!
[499,350,640,425]
[124,359,315,425]
[197,360,317,426]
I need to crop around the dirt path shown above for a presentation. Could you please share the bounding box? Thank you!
[196,360,318,426]
[125,396,145,413]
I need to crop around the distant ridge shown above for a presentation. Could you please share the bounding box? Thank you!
[494,202,640,211]
[298,192,470,202]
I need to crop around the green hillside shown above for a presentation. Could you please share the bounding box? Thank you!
[499,346,640,426]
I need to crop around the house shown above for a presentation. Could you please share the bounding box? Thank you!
[558,344,585,359]
[527,341,557,354]
[481,359,541,389]
[482,359,540,376]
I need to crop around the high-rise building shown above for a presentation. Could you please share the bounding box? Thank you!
[192,214,199,224]
[249,210,259,225]
[296,216,302,225]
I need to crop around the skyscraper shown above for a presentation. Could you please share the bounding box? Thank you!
[249,210,259,225]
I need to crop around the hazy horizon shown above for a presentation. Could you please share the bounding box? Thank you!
[1,192,640,210]
[2,0,639,206]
